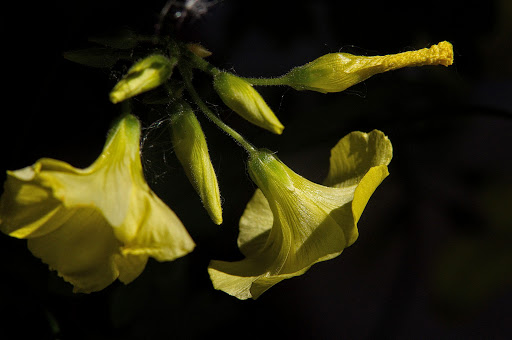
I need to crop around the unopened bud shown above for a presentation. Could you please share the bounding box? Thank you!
[283,41,454,93]
[110,54,176,103]
[170,101,223,225]
[186,43,213,58]
[213,72,284,134]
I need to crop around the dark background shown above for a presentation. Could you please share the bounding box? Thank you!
[2,0,512,339]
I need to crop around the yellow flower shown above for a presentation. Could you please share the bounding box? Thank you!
[213,72,284,134]
[110,54,176,103]
[282,41,453,93]
[208,130,392,299]
[0,114,195,293]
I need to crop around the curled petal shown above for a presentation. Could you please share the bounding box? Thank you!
[27,208,126,293]
[324,129,393,187]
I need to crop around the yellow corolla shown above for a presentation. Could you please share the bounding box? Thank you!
[0,114,195,293]
[208,130,392,299]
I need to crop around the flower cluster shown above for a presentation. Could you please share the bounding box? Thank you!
[1,34,453,297]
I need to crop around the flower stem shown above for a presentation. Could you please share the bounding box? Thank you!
[179,65,256,154]
[239,76,287,86]
[177,40,285,87]
[180,44,221,76]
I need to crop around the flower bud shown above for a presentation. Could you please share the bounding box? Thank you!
[213,72,284,134]
[170,101,223,225]
[186,43,212,58]
[110,54,176,103]
[282,41,454,93]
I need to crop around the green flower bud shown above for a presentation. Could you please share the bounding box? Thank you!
[110,54,176,103]
[282,41,454,93]
[186,43,212,58]
[170,101,223,225]
[213,72,284,134]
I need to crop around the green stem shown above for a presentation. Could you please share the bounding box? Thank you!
[190,53,221,76]
[179,43,221,76]
[176,40,287,88]
[239,76,288,86]
[179,65,256,154]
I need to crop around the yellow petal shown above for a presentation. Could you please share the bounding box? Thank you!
[114,253,148,284]
[352,165,389,224]
[0,166,70,238]
[324,130,393,187]
[41,116,140,228]
[27,207,124,293]
[118,188,196,262]
[237,189,273,256]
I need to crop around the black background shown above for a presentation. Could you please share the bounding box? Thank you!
[2,0,512,339]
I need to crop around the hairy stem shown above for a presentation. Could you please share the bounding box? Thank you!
[239,76,287,86]
[179,65,256,153]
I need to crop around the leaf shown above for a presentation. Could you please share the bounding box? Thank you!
[88,28,140,50]
[63,47,128,68]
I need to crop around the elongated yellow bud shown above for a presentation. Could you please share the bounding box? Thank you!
[213,72,284,134]
[110,54,176,103]
[283,41,454,93]
[170,101,223,225]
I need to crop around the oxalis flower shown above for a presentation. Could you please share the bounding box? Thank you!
[0,114,195,293]
[208,130,392,299]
